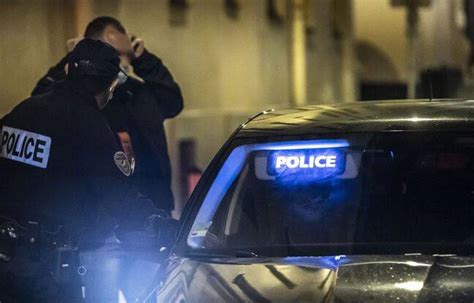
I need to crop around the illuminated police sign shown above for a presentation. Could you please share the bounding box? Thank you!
[0,126,52,169]
[268,149,345,179]
[275,155,337,169]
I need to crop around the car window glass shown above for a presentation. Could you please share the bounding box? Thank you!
[187,134,474,255]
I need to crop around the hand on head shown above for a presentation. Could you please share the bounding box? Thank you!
[131,36,145,58]
[67,17,147,84]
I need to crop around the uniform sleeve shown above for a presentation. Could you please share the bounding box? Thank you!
[131,49,184,119]
[31,53,70,96]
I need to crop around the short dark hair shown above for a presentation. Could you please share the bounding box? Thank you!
[84,16,126,39]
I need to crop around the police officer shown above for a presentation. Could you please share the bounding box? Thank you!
[32,16,183,215]
[0,39,161,302]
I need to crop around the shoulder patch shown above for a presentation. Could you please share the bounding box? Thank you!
[0,126,52,169]
[114,151,132,177]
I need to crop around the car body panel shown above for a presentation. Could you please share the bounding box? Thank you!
[157,255,474,303]
[238,100,474,137]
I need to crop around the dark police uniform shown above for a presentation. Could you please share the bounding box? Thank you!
[0,81,151,231]
[0,41,156,302]
[32,49,183,214]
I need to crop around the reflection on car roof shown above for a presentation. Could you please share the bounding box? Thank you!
[238,99,474,137]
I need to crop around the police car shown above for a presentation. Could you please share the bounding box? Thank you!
[155,100,474,303]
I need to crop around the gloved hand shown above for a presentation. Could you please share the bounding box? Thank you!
[115,209,179,252]
[144,210,179,247]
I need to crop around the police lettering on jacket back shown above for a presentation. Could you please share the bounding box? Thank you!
[0,126,52,169]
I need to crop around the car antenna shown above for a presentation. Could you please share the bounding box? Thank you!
[428,68,433,102]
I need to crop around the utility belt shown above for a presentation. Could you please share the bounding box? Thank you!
[0,216,85,286]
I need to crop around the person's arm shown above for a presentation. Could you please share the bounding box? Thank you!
[31,53,71,96]
[131,49,184,119]
[76,115,158,231]
[94,156,157,231]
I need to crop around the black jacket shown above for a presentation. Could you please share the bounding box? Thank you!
[0,81,156,234]
[32,50,184,212]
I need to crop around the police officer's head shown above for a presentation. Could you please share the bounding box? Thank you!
[84,16,135,68]
[66,38,126,109]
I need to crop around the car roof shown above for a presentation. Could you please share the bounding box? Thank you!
[237,99,474,138]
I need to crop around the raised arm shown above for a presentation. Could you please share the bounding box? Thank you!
[132,49,184,119]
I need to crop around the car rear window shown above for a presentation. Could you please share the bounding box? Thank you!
[187,133,474,256]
